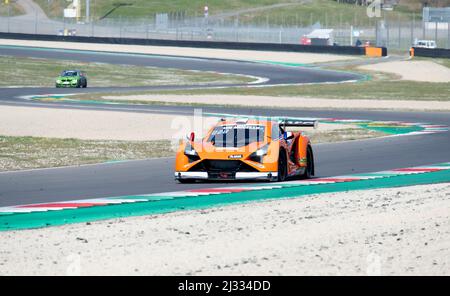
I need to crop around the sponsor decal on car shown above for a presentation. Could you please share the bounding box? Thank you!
[228,154,243,159]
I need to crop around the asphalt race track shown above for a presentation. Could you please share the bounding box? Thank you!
[0,45,449,207]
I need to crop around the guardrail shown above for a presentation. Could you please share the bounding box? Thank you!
[0,32,368,55]
[411,47,450,58]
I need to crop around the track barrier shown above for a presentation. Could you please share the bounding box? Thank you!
[0,32,370,56]
[411,47,450,58]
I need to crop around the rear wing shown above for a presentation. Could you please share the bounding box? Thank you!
[279,119,318,129]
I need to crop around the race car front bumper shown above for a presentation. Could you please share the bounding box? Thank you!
[175,171,278,181]
[56,83,77,88]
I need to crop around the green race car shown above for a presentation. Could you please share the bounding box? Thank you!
[56,70,87,88]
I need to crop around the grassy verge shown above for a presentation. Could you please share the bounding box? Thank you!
[67,77,450,102]
[33,0,419,25]
[0,136,173,172]
[0,127,385,171]
[34,0,285,19]
[66,60,450,102]
[0,55,253,87]
[121,80,449,101]
[306,128,385,143]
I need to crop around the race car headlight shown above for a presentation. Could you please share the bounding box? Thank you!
[56,80,61,83]
[184,142,200,162]
[249,144,269,163]
[71,80,77,84]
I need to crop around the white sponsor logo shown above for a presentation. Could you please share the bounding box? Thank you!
[367,0,382,18]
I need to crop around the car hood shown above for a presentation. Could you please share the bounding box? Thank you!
[192,141,265,160]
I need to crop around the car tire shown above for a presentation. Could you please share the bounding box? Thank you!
[300,146,314,179]
[83,81,87,88]
[76,80,81,88]
[277,150,287,182]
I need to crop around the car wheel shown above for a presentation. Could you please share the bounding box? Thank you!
[300,146,314,179]
[76,80,81,88]
[277,150,287,182]
[83,80,87,88]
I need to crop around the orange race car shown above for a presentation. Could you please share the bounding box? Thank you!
[174,118,316,183]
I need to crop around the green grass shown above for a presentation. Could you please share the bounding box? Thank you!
[235,0,420,27]
[0,136,173,172]
[0,55,253,87]
[33,0,420,25]
[0,3,25,17]
[34,0,287,20]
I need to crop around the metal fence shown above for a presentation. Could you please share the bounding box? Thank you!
[0,13,449,50]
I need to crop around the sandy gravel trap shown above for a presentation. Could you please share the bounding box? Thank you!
[0,105,355,141]
[0,183,448,275]
[358,60,450,83]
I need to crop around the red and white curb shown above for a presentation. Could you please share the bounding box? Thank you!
[0,198,149,213]
[1,163,449,214]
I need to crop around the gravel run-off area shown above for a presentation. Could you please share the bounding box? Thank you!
[0,105,359,141]
[0,183,448,275]
[358,60,450,83]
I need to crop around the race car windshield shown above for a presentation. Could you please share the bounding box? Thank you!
[61,71,78,77]
[208,125,265,148]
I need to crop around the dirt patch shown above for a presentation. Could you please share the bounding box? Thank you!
[359,60,450,83]
[0,55,254,87]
